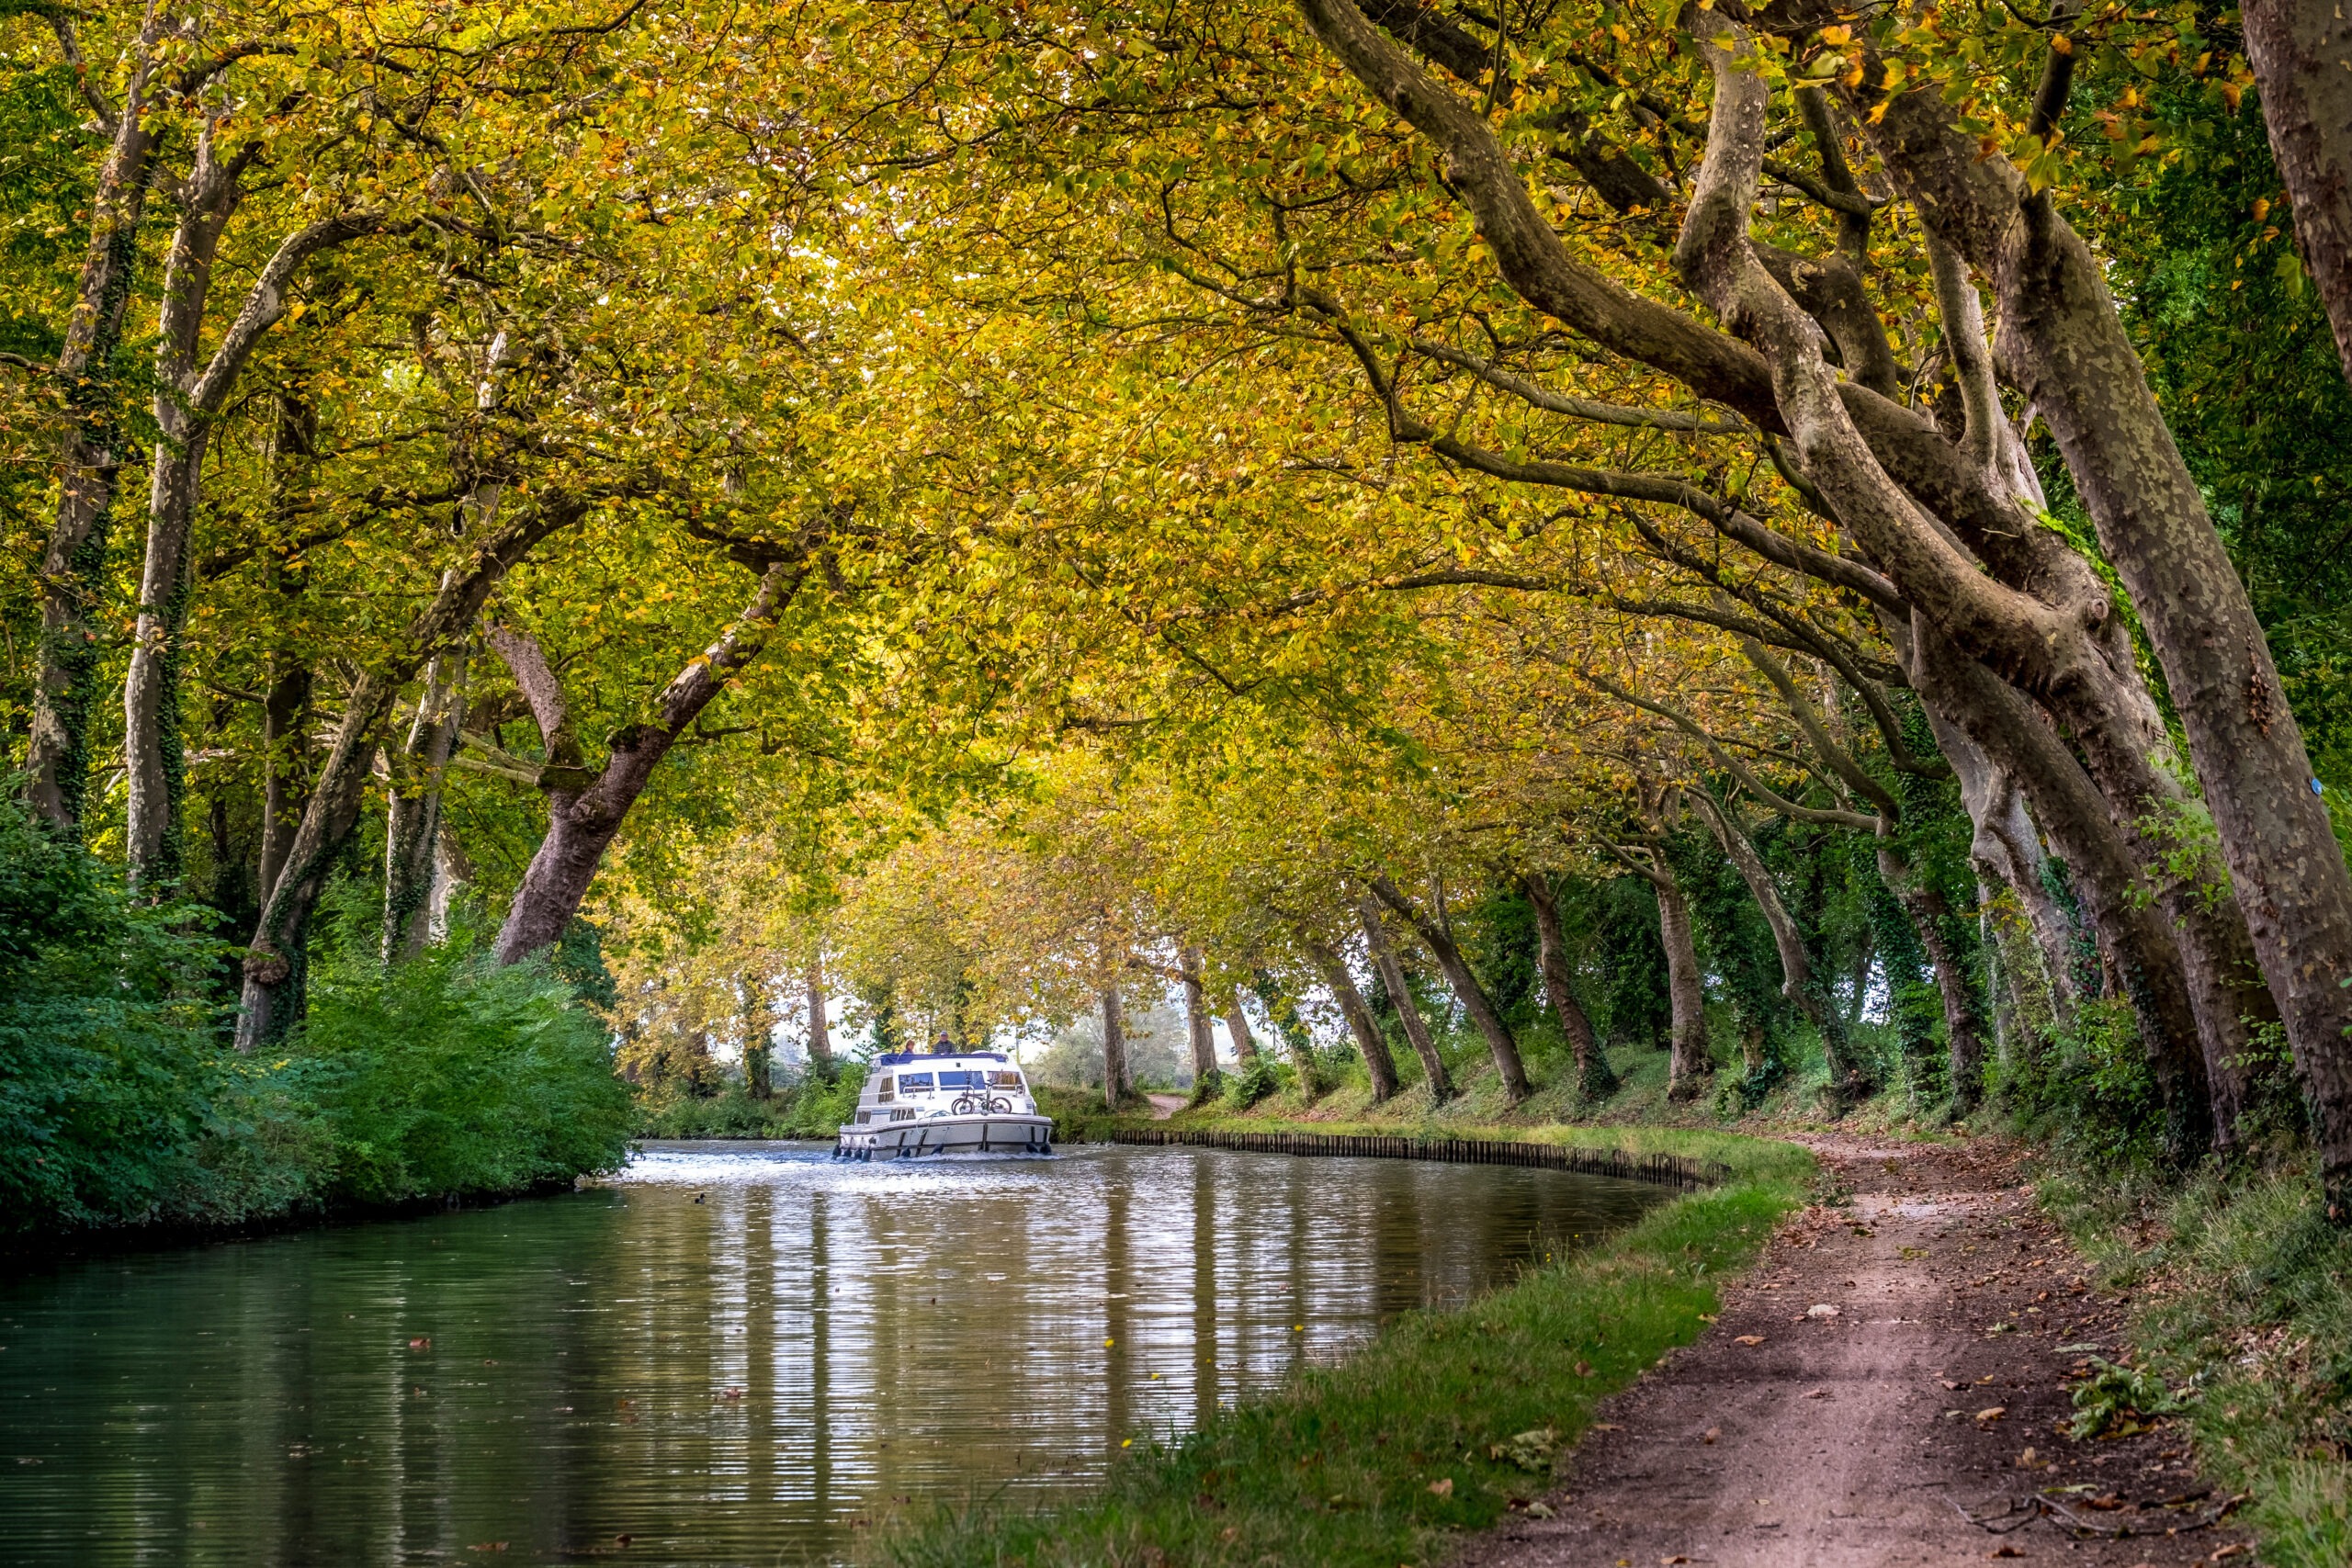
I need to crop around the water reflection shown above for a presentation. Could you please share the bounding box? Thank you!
[0,1143,1660,1567]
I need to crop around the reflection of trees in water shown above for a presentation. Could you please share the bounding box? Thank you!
[0,1153,1658,1565]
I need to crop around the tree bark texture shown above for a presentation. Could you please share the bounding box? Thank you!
[1521,873,1616,1100]
[1101,986,1129,1110]
[1223,995,1261,1062]
[1654,872,1715,1101]
[1356,894,1451,1100]
[1856,51,2352,1210]
[123,141,387,885]
[25,87,158,834]
[234,495,585,1049]
[1691,791,1872,1103]
[1368,874,1530,1100]
[492,561,801,964]
[1305,935,1400,1101]
[1907,621,2214,1159]
[2242,0,2352,389]
[1180,945,1221,1093]
[806,954,834,1078]
[383,651,464,962]
[745,976,774,1100]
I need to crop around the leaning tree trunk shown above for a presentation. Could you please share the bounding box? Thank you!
[1180,945,1221,1096]
[1223,994,1261,1062]
[1690,793,1873,1105]
[1859,51,2352,1212]
[1521,873,1615,1100]
[1101,986,1130,1110]
[2241,0,2352,390]
[383,651,464,961]
[1908,622,2215,1161]
[1304,935,1400,1102]
[1876,838,1992,1112]
[1357,893,1453,1101]
[1368,875,1532,1101]
[492,562,799,964]
[234,496,585,1049]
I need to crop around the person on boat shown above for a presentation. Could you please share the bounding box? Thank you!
[932,1032,958,1055]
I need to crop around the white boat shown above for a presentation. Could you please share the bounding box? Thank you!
[833,1049,1055,1159]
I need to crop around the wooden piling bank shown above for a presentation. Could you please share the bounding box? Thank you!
[1108,1127,1731,1190]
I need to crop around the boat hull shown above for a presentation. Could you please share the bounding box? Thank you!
[834,1113,1056,1159]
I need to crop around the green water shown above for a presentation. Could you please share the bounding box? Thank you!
[0,1142,1661,1566]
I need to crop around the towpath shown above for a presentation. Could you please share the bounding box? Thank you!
[1457,1134,2248,1568]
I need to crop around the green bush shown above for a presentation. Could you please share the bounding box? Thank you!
[0,792,633,1236]
[637,1064,867,1139]
[0,795,239,1233]
[282,942,635,1205]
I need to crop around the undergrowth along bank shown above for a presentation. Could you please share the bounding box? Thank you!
[2041,1162,2352,1568]
[876,1141,1814,1568]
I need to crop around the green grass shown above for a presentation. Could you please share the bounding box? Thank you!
[2040,1158,2352,1568]
[876,1144,1813,1568]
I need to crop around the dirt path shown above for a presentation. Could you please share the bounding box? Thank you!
[1458,1134,2248,1568]
[1145,1093,1188,1121]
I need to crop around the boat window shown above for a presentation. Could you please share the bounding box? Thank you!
[935,1069,980,1088]
[987,1070,1023,1089]
[876,1077,894,1102]
[899,1073,934,1092]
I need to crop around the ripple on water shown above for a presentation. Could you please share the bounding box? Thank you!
[0,1143,1662,1568]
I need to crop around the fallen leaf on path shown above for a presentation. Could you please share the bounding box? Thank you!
[1939,1379,1963,1391]
[1802,1388,1827,1399]
[1977,1406,2007,1422]
[1806,1303,1841,1319]
[1591,1422,1623,1431]
[1702,1427,1720,1444]
[1662,1557,1690,1564]
[1988,1547,2023,1559]
[1735,1335,1766,1347]
[1427,1478,1453,1497]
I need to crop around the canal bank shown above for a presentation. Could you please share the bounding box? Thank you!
[876,1122,1815,1568]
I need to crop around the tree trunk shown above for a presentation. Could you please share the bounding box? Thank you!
[1521,873,1615,1100]
[383,652,464,961]
[1654,871,1715,1101]
[1304,935,1400,1102]
[492,562,801,964]
[1223,995,1261,1062]
[1358,893,1452,1101]
[1878,840,1991,1111]
[1864,66,2352,1211]
[1906,622,2214,1160]
[24,60,160,834]
[1368,874,1532,1101]
[745,974,775,1100]
[1180,945,1221,1094]
[2242,0,2352,389]
[235,496,585,1048]
[1101,987,1129,1110]
[1690,792,1871,1103]
[806,953,834,1079]
[428,817,471,947]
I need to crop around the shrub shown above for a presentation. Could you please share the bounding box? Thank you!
[284,941,635,1204]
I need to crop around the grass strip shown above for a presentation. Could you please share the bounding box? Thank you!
[876,1149,1813,1568]
[2040,1161,2352,1568]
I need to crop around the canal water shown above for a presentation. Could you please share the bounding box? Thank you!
[0,1142,1663,1566]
